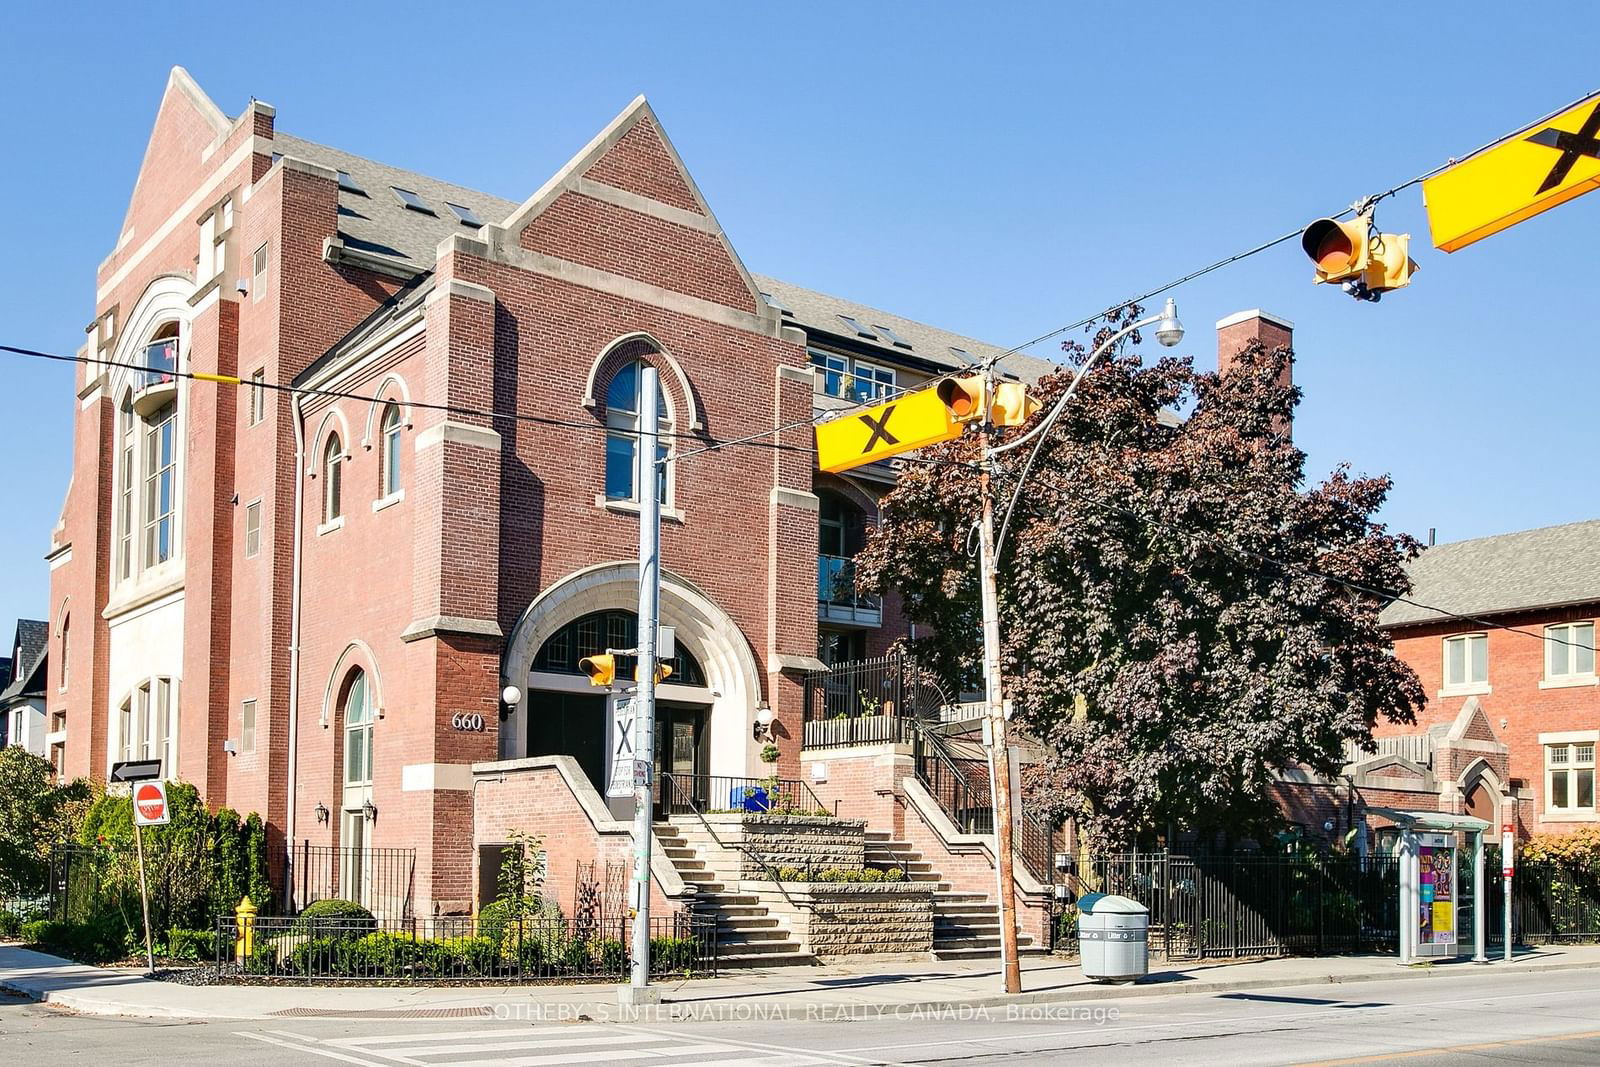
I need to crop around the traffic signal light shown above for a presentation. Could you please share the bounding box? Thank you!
[935,375,1038,428]
[1301,214,1372,286]
[935,376,984,422]
[1361,232,1419,299]
[579,654,616,687]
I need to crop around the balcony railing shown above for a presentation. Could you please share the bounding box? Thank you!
[800,654,953,749]
[817,554,881,626]
[132,337,178,415]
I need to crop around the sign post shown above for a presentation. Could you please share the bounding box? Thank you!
[1502,821,1515,963]
[131,780,170,974]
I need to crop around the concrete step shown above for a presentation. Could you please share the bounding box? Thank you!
[717,927,790,943]
[718,948,818,968]
[716,916,782,930]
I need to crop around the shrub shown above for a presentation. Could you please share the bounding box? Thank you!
[650,935,702,972]
[19,916,129,963]
[0,908,21,939]
[165,927,215,961]
[595,936,626,974]
[771,866,906,883]
[294,898,376,939]
[0,748,91,900]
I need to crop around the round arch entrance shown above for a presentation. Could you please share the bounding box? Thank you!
[501,562,765,796]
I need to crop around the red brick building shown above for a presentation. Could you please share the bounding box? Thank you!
[1278,521,1599,845]
[45,69,1070,923]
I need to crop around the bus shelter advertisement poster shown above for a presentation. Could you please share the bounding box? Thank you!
[1419,845,1455,945]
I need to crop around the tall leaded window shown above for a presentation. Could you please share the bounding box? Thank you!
[142,401,177,567]
[343,669,373,788]
[118,397,135,580]
[323,434,343,523]
[380,404,402,498]
[603,361,670,505]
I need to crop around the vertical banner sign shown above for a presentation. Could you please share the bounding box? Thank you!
[1502,823,1515,876]
[1416,833,1456,952]
[608,697,635,799]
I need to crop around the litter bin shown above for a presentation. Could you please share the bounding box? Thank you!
[1077,892,1148,983]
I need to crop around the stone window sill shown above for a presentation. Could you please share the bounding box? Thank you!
[1539,675,1597,691]
[1541,810,1599,823]
[372,489,405,513]
[1437,683,1491,699]
[594,495,685,524]
[316,516,346,537]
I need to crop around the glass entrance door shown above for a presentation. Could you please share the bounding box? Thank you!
[654,702,708,813]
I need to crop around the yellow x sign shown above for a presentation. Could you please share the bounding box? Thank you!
[815,386,965,474]
[1423,93,1600,252]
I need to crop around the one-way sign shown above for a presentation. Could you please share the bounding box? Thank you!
[110,759,164,783]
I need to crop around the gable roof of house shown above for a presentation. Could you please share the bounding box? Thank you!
[273,122,1058,385]
[1379,519,1600,627]
[0,619,47,703]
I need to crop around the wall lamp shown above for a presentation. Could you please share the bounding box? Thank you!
[753,703,775,743]
[314,802,330,825]
[362,799,378,822]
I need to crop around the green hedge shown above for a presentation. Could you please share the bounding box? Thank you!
[20,916,130,963]
[771,866,907,883]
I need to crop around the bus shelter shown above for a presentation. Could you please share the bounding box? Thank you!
[1369,808,1490,965]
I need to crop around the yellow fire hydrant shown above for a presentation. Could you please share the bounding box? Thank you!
[235,896,257,964]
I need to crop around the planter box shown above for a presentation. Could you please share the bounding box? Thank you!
[700,813,867,878]
[746,881,934,957]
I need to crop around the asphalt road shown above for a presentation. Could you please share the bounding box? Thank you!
[3,969,1599,1065]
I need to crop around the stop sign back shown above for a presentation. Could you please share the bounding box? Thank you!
[133,781,170,826]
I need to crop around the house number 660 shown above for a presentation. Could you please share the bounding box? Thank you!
[450,712,485,732]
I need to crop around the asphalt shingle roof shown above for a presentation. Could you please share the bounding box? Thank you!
[1,619,47,702]
[1379,520,1600,627]
[274,134,1058,384]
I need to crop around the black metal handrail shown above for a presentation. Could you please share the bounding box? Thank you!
[658,773,828,816]
[659,773,817,915]
[913,726,993,835]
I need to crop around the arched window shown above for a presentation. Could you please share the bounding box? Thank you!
[604,361,670,505]
[117,396,135,581]
[114,676,176,776]
[532,609,706,686]
[142,400,177,567]
[323,433,343,522]
[343,669,373,789]
[59,615,69,691]
[380,404,402,498]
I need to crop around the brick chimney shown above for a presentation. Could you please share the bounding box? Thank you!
[1216,309,1293,436]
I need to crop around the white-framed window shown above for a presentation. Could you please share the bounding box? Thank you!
[118,396,135,581]
[241,699,256,755]
[343,670,373,789]
[59,615,68,692]
[380,403,402,498]
[1442,633,1488,690]
[1545,621,1596,680]
[142,401,177,568]
[249,368,266,426]
[244,500,262,558]
[807,348,898,403]
[810,349,850,398]
[116,676,177,776]
[1547,742,1596,813]
[252,243,269,302]
[849,360,896,404]
[603,361,670,505]
[322,434,343,523]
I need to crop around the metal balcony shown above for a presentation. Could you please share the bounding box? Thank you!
[817,553,881,626]
[131,338,178,416]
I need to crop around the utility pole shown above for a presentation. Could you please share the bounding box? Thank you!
[625,365,663,1003]
[977,373,1023,996]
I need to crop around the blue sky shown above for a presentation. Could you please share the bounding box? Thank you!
[1,3,1597,629]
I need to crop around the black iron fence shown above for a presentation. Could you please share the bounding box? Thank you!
[50,842,218,932]
[801,655,952,749]
[660,773,829,816]
[215,912,717,983]
[1057,848,1600,960]
[292,843,415,920]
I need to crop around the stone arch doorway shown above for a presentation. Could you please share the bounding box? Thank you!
[501,562,764,797]
[1458,758,1505,826]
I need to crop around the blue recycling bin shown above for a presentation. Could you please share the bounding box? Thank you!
[730,784,770,812]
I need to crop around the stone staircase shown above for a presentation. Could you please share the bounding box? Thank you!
[864,830,1041,961]
[654,822,815,968]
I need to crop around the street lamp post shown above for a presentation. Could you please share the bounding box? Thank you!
[976,299,1184,994]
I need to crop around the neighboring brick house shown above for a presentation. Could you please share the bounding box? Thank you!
[1,619,49,762]
[1278,521,1599,844]
[45,68,1061,916]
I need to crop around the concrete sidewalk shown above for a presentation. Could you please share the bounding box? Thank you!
[4,944,1599,1022]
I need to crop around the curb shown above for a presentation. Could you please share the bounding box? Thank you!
[3,956,1596,1022]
